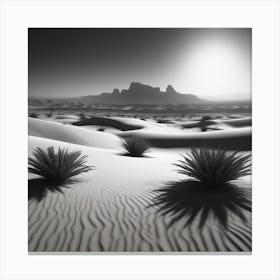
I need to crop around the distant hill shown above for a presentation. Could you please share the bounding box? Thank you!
[70,82,202,105]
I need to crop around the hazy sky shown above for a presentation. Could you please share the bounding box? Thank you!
[29,28,251,101]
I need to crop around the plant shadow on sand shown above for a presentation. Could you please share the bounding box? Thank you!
[28,146,93,202]
[150,146,252,230]
[28,178,78,202]
[151,180,251,230]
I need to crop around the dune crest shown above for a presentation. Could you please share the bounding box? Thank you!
[29,117,121,150]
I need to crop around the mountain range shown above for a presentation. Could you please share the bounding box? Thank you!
[69,82,202,105]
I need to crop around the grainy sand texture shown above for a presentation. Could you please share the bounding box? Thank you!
[28,116,252,252]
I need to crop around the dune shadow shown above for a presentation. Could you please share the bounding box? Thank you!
[73,116,143,131]
[150,180,251,229]
[28,178,76,202]
[117,152,153,158]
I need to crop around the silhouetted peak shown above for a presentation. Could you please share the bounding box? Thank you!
[166,85,177,94]
[128,82,161,95]
[112,88,120,94]
[63,81,201,105]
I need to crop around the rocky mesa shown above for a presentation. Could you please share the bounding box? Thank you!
[77,82,202,105]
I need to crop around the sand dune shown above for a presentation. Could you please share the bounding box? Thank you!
[179,117,251,129]
[29,181,252,252]
[29,117,121,150]
[181,120,215,129]
[215,117,252,128]
[28,135,251,252]
[69,116,252,150]
[73,116,189,133]
[117,127,252,150]
[39,114,80,124]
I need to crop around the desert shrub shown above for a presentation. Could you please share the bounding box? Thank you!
[199,115,212,131]
[28,146,93,183]
[156,119,173,124]
[201,115,212,121]
[78,112,87,120]
[151,146,252,228]
[121,136,150,157]
[175,147,251,188]
[29,112,39,118]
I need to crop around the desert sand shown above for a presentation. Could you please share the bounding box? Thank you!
[28,115,252,252]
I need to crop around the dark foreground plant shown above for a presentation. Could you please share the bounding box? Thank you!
[121,136,150,157]
[28,146,93,183]
[28,147,93,201]
[151,147,252,229]
[174,147,251,188]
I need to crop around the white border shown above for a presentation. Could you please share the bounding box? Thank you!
[0,0,280,279]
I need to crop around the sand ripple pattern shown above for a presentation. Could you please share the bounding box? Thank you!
[28,181,251,252]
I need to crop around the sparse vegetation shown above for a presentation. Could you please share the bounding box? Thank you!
[175,147,251,187]
[201,115,212,121]
[28,146,93,183]
[121,137,150,157]
[151,146,252,228]
[29,112,39,118]
[79,112,87,120]
[46,111,53,118]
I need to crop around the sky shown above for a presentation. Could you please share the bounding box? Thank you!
[28,28,251,101]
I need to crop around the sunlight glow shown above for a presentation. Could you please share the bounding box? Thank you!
[177,40,251,100]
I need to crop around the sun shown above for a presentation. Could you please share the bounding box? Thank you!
[178,40,250,100]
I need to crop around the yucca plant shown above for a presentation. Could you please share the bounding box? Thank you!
[151,146,252,228]
[121,136,150,157]
[175,147,251,188]
[28,146,93,183]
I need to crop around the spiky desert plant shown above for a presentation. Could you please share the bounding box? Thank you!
[199,115,212,131]
[121,136,150,157]
[174,147,251,188]
[151,146,252,228]
[28,146,93,183]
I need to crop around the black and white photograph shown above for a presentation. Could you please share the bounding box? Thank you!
[28,28,252,252]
